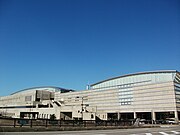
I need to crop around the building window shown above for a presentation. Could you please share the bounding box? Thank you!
[120,101,131,105]
[119,87,133,105]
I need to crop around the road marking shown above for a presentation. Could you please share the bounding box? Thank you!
[130,133,152,135]
[159,132,170,135]
[171,131,180,134]
[53,134,106,135]
[130,131,180,135]
[94,134,107,135]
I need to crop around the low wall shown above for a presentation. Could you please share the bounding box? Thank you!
[0,125,160,132]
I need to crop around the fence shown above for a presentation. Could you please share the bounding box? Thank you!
[0,118,134,128]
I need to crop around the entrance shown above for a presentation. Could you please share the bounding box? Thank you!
[107,113,118,120]
[156,112,175,120]
[136,112,151,120]
[60,112,72,120]
[120,113,134,120]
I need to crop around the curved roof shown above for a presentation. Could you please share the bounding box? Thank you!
[11,86,73,95]
[91,70,179,87]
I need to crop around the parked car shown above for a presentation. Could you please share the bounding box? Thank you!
[165,118,179,124]
[139,119,146,124]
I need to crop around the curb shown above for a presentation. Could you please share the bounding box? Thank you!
[0,125,160,132]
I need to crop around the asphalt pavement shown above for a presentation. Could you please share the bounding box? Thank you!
[0,125,180,135]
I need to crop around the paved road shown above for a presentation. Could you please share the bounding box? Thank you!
[0,125,180,135]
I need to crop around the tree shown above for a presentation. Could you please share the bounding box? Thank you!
[50,114,56,120]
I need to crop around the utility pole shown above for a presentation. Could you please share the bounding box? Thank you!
[5,105,7,117]
[76,96,88,120]
[81,97,83,120]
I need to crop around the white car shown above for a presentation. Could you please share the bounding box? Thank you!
[165,118,179,124]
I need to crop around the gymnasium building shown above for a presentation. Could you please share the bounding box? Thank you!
[0,70,179,122]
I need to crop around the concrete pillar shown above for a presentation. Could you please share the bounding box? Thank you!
[118,112,121,120]
[133,112,137,119]
[151,111,156,121]
[175,111,179,120]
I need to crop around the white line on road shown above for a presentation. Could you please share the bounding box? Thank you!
[94,134,107,135]
[159,132,171,135]
[130,131,180,135]
[171,131,180,134]
[130,133,152,135]
[52,134,107,135]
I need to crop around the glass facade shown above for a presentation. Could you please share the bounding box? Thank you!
[91,71,178,107]
[91,71,176,90]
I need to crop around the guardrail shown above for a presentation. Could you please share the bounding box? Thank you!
[0,118,134,128]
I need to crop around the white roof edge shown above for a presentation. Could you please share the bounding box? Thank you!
[91,70,178,87]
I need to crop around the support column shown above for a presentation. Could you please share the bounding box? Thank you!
[118,112,121,120]
[175,111,179,120]
[151,111,156,121]
[151,110,156,124]
[134,112,137,119]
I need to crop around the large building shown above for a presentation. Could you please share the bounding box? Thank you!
[0,87,74,119]
[0,70,180,121]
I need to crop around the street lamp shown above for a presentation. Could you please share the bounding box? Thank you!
[5,105,7,117]
[26,102,32,119]
[76,96,88,120]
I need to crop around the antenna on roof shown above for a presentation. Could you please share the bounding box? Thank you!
[86,81,90,90]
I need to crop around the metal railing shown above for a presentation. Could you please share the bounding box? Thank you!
[0,118,133,128]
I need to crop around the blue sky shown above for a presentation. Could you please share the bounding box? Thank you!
[0,0,179,96]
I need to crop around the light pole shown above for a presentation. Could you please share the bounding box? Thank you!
[5,105,7,117]
[76,96,88,120]
[26,102,31,119]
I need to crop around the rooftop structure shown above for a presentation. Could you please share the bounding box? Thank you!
[91,70,179,89]
[11,86,74,95]
[0,70,180,121]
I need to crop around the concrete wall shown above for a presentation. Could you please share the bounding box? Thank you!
[55,81,178,120]
[0,71,179,121]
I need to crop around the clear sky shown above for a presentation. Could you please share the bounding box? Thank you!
[0,0,179,96]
